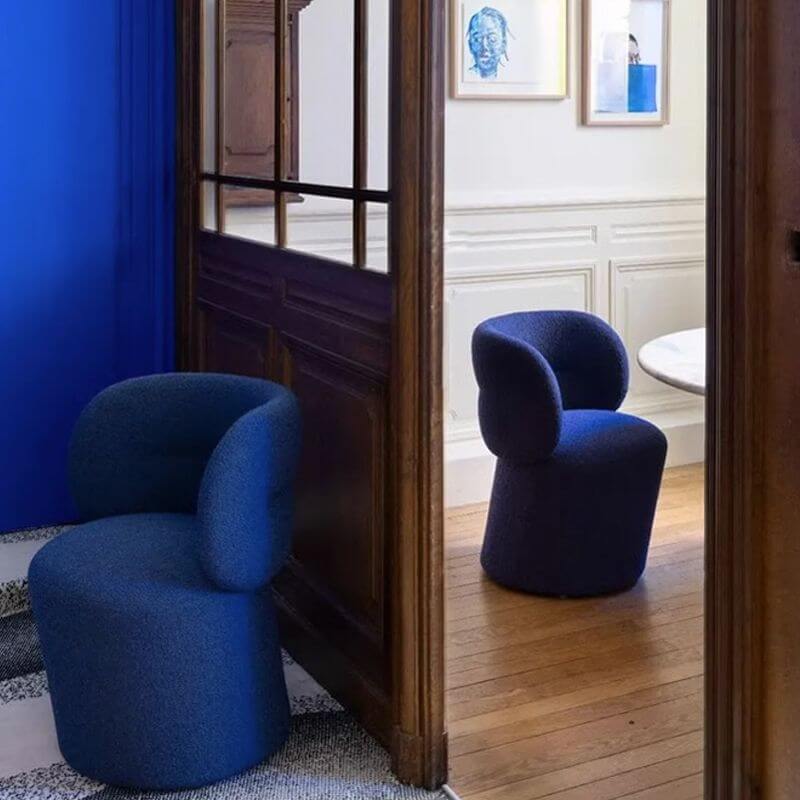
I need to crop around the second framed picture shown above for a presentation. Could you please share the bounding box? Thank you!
[583,0,671,125]
[450,0,569,100]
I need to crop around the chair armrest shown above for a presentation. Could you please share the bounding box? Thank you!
[472,323,563,462]
[198,390,302,592]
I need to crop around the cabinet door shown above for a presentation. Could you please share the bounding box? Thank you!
[222,3,301,206]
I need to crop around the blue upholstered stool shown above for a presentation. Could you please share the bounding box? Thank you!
[28,374,302,790]
[473,312,667,597]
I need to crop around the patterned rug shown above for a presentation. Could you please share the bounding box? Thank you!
[0,528,445,800]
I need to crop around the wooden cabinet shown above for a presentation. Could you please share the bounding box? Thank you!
[222,0,312,206]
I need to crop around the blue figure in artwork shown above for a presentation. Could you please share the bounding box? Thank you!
[467,7,510,80]
[627,32,658,112]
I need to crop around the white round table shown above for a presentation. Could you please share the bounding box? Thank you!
[637,328,706,396]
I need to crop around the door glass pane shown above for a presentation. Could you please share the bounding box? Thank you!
[288,196,353,264]
[368,0,389,191]
[222,185,277,246]
[297,0,354,187]
[365,203,389,272]
[220,0,277,182]
[202,181,219,231]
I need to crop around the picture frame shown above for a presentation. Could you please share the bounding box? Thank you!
[450,0,570,100]
[582,0,671,126]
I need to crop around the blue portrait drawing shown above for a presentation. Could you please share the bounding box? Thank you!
[466,7,511,80]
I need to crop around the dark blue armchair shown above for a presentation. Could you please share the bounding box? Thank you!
[28,374,302,790]
[473,311,667,597]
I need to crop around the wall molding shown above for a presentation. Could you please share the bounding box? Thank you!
[443,193,706,216]
[611,220,707,243]
[445,225,598,250]
[445,260,598,295]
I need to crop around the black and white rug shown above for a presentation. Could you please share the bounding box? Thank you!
[0,528,446,800]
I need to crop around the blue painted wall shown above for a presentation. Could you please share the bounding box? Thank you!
[0,2,175,532]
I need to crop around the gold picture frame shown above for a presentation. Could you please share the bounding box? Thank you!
[582,0,671,125]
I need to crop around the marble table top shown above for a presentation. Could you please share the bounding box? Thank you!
[637,327,706,396]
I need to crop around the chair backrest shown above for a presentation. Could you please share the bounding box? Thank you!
[472,311,629,462]
[69,373,302,591]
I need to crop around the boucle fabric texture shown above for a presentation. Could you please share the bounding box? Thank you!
[472,311,667,596]
[29,375,303,789]
[0,527,445,799]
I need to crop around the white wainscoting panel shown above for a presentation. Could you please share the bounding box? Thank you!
[445,262,597,431]
[444,196,706,507]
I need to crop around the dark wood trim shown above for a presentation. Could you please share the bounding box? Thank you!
[706,0,762,794]
[388,0,447,788]
[706,0,764,796]
[274,0,288,246]
[706,0,800,794]
[353,0,369,268]
[215,0,226,230]
[175,0,199,370]
[200,172,390,203]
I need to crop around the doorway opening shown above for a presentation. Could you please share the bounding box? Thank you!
[442,1,707,797]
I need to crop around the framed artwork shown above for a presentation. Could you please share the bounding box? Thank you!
[450,0,569,100]
[583,0,671,125]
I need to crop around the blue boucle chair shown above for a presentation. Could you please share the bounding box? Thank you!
[472,311,667,597]
[28,374,302,790]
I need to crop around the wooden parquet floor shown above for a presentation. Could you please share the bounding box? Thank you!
[446,464,705,800]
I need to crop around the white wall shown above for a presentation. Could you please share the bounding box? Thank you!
[297,0,389,191]
[446,0,707,205]
[295,0,707,203]
[228,0,709,507]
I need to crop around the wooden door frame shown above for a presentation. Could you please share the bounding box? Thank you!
[705,0,751,794]
[388,0,447,788]
[707,0,800,795]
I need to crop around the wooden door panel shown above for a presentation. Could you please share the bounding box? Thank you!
[197,308,275,379]
[224,33,275,169]
[193,231,393,739]
[222,1,304,207]
[283,339,387,635]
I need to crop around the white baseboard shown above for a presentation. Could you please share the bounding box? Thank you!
[444,435,498,508]
[445,412,705,508]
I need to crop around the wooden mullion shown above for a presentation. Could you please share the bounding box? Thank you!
[200,172,390,203]
[274,0,289,247]
[215,0,226,232]
[389,0,447,786]
[353,0,369,267]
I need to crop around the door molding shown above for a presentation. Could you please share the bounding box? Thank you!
[389,0,447,787]
[705,0,761,793]
[706,0,800,795]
